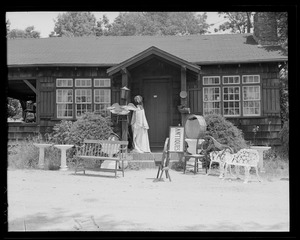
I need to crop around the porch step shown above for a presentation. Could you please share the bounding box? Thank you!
[126,152,183,169]
[128,152,183,161]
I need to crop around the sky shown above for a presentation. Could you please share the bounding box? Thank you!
[6,11,228,38]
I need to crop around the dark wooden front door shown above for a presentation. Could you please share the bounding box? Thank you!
[143,79,171,149]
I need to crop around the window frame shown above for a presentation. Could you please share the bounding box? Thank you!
[203,86,221,115]
[202,74,262,117]
[56,89,74,119]
[242,85,261,116]
[55,77,112,119]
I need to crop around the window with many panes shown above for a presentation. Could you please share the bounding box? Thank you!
[75,89,92,117]
[203,87,221,115]
[56,78,111,119]
[94,79,111,115]
[202,75,261,117]
[56,79,73,118]
[242,75,261,116]
[223,86,240,116]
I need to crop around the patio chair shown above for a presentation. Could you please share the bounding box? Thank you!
[183,138,206,174]
[155,138,171,182]
[206,136,234,176]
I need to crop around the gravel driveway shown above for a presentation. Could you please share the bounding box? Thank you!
[7,168,289,231]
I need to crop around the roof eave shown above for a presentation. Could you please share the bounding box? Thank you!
[7,63,115,68]
[192,58,288,65]
[107,46,200,76]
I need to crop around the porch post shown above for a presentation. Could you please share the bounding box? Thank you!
[121,68,129,141]
[180,65,188,126]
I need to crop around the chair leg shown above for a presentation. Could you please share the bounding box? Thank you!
[207,160,213,175]
[156,166,161,178]
[167,170,171,182]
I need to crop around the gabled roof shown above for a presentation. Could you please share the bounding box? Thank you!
[7,34,287,67]
[107,46,200,75]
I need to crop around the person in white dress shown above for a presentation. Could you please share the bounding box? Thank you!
[130,95,151,153]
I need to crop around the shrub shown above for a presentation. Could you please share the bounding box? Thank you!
[47,120,73,144]
[7,135,64,170]
[68,112,114,146]
[8,139,39,169]
[204,114,248,152]
[48,112,114,146]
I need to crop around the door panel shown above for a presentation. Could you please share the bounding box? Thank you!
[143,79,171,148]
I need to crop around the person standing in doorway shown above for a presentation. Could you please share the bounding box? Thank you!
[130,95,151,153]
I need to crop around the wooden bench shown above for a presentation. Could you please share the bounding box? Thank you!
[75,139,128,178]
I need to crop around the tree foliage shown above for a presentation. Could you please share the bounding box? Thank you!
[108,12,209,36]
[50,12,210,37]
[216,12,253,33]
[52,12,97,37]
[7,25,40,39]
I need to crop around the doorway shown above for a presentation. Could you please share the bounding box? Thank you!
[143,78,171,149]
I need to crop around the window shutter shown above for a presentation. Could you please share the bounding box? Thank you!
[39,77,55,118]
[262,80,280,116]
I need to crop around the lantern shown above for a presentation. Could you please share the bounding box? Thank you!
[120,86,130,100]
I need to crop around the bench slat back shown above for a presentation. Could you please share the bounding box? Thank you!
[81,140,128,159]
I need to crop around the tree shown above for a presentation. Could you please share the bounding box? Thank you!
[108,12,210,36]
[95,14,112,36]
[52,12,97,37]
[216,12,253,33]
[7,25,40,39]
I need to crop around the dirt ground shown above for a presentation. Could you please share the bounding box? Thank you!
[7,167,289,232]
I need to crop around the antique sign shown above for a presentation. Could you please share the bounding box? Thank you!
[169,126,185,152]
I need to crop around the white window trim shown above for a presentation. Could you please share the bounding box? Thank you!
[75,78,92,87]
[203,76,220,85]
[94,78,111,87]
[56,78,73,87]
[222,75,240,85]
[242,75,260,84]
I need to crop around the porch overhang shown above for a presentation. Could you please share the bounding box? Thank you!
[107,46,200,76]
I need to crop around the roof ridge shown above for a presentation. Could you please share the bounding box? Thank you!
[7,33,253,41]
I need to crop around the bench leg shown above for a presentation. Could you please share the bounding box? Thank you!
[122,161,124,177]
[115,161,118,178]
[244,166,251,183]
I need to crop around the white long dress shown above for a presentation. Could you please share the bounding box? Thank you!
[131,105,151,153]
